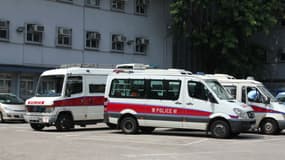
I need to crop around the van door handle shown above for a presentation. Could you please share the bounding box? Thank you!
[175,102,182,105]
[186,102,193,105]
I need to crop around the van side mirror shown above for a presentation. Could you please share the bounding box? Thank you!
[265,97,270,105]
[208,92,218,103]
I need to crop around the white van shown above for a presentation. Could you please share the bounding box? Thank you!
[25,65,112,131]
[209,74,285,134]
[104,69,255,138]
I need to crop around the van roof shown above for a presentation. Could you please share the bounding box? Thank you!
[41,67,113,76]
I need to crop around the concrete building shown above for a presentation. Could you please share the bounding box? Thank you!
[0,0,172,99]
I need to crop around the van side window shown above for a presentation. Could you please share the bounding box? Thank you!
[89,84,105,93]
[224,86,237,99]
[247,87,264,103]
[188,81,208,101]
[65,76,83,96]
[109,79,180,100]
[110,79,145,98]
[149,80,181,100]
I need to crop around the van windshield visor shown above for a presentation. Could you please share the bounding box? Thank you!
[257,86,276,102]
[35,75,64,97]
[206,80,233,100]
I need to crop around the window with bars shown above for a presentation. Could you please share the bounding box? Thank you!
[111,0,125,11]
[85,0,100,7]
[25,24,44,44]
[112,34,126,52]
[135,37,149,54]
[135,0,149,15]
[0,20,9,41]
[85,31,101,49]
[56,27,72,47]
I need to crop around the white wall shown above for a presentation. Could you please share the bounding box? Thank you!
[0,0,172,68]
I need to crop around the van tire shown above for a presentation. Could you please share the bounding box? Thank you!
[0,112,4,123]
[30,123,45,131]
[210,120,231,138]
[55,113,73,131]
[260,119,279,135]
[120,116,139,134]
[140,127,155,134]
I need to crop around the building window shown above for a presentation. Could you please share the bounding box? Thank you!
[0,74,11,93]
[25,24,44,44]
[112,34,126,52]
[20,76,35,100]
[56,27,72,48]
[85,0,100,7]
[111,0,125,11]
[135,0,149,15]
[85,31,100,50]
[0,20,9,41]
[57,0,73,3]
[135,37,149,54]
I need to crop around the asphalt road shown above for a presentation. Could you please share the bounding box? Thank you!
[0,122,285,160]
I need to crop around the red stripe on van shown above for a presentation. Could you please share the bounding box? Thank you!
[250,105,273,113]
[54,96,105,107]
[107,103,211,117]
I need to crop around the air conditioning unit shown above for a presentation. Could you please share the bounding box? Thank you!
[142,0,150,5]
[115,35,126,42]
[140,38,149,45]
[59,28,70,35]
[87,0,99,5]
[32,25,44,32]
[0,20,9,28]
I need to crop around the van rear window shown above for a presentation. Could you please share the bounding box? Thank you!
[109,79,181,100]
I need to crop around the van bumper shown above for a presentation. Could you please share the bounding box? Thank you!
[24,113,56,125]
[229,119,256,133]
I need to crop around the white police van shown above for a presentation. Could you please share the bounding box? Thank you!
[209,74,285,134]
[104,69,255,138]
[25,64,113,131]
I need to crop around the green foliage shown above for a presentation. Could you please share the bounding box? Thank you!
[170,0,284,77]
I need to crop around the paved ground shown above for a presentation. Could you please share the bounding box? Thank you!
[0,122,285,160]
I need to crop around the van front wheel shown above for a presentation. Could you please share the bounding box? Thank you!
[120,116,139,134]
[261,119,279,135]
[30,123,45,131]
[210,120,230,138]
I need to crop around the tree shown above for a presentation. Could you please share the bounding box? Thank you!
[170,0,284,78]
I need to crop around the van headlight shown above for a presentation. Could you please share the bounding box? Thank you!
[3,107,15,112]
[45,106,55,113]
[233,108,248,119]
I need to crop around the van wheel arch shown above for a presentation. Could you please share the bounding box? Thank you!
[118,114,139,134]
[207,117,231,131]
[55,111,74,131]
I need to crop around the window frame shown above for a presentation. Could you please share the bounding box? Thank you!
[56,0,73,4]
[85,31,101,50]
[111,0,125,12]
[111,34,126,52]
[0,20,9,41]
[56,26,72,48]
[135,37,149,55]
[135,0,149,16]
[25,24,44,45]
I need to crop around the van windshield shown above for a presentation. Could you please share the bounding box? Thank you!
[35,75,64,97]
[257,86,277,102]
[0,94,24,104]
[206,80,233,100]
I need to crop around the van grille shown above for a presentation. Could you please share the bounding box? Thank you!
[26,106,46,113]
[247,111,255,119]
